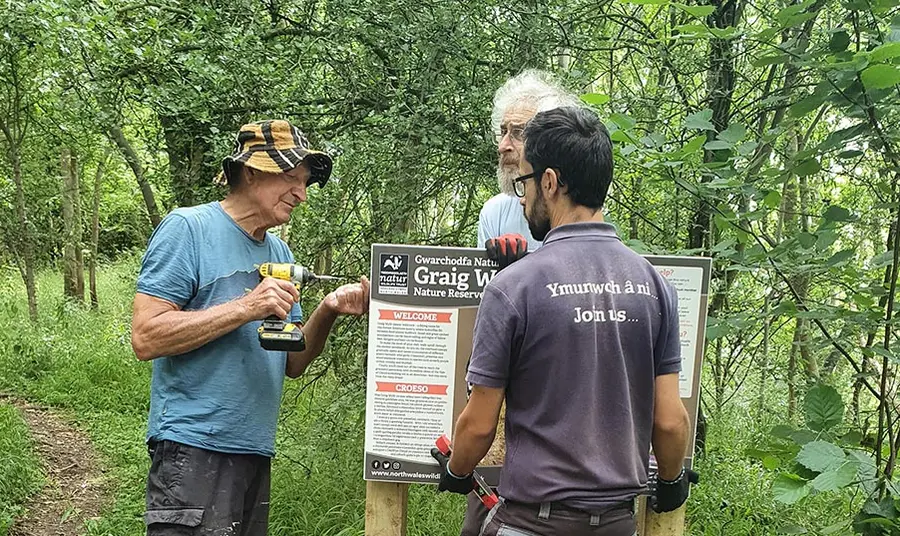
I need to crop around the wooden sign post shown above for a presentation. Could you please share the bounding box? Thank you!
[365,481,408,536]
[635,496,687,536]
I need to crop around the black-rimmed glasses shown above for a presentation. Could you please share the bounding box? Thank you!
[513,171,538,197]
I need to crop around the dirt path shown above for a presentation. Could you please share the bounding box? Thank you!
[2,396,108,536]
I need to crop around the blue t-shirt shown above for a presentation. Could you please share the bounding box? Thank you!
[467,222,681,510]
[477,193,542,251]
[136,201,302,457]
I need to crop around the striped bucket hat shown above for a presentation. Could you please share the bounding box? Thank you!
[216,119,333,187]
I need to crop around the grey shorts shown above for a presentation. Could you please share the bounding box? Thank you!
[479,498,636,536]
[145,440,271,536]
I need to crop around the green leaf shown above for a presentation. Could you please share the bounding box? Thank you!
[811,460,859,491]
[791,430,818,445]
[753,54,790,67]
[709,26,740,39]
[763,455,781,470]
[850,451,877,492]
[624,239,652,253]
[773,474,811,504]
[821,521,851,534]
[610,130,633,143]
[793,158,821,176]
[684,109,715,130]
[737,141,758,156]
[781,12,818,27]
[797,440,846,472]
[673,2,715,18]
[840,431,863,446]
[826,249,855,266]
[870,347,898,362]
[872,250,895,268]
[798,232,817,248]
[819,123,868,151]
[871,42,900,63]
[610,113,637,130]
[861,65,900,90]
[763,190,782,208]
[837,149,863,159]
[581,93,610,106]
[705,323,728,339]
[777,525,808,534]
[772,424,797,440]
[704,140,733,150]
[775,0,814,24]
[718,123,747,143]
[674,23,709,36]
[852,293,875,308]
[805,384,844,432]
[676,135,706,156]
[829,30,851,53]
[823,205,853,221]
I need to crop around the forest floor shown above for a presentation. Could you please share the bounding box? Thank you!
[3,395,107,536]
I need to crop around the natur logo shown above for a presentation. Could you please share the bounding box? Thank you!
[378,253,409,296]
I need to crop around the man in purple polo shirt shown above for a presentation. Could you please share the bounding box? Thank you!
[431,107,694,535]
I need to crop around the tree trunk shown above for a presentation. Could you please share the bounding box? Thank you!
[109,125,162,228]
[1,121,37,321]
[689,0,740,252]
[159,115,221,207]
[89,148,110,310]
[61,146,85,302]
[630,176,641,240]
[788,322,800,421]
[759,290,771,412]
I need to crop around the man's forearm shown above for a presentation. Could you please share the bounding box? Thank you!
[652,412,691,481]
[447,410,497,476]
[133,300,251,360]
[285,302,339,378]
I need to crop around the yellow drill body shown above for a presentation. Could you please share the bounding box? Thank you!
[256,263,313,352]
[258,263,317,287]
[255,263,343,352]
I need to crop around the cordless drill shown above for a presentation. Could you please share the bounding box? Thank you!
[256,263,343,352]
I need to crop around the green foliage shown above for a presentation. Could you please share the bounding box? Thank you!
[1,0,899,532]
[754,384,889,533]
[0,403,43,534]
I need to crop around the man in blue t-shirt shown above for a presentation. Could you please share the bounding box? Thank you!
[434,108,694,535]
[478,69,583,270]
[131,120,369,536]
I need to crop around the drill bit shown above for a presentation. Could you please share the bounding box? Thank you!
[312,274,346,282]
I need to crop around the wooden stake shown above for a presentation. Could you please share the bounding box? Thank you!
[365,481,409,536]
[636,496,686,536]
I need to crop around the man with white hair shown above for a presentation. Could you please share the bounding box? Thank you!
[479,69,583,268]
[459,70,583,536]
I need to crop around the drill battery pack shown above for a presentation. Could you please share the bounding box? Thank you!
[258,318,306,352]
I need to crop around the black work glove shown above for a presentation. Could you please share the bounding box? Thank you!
[485,233,528,270]
[651,468,700,513]
[430,448,476,495]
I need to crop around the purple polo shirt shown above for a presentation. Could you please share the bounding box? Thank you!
[466,222,681,511]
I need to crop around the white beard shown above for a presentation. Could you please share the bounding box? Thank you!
[497,164,517,196]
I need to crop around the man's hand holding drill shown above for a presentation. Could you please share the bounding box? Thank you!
[241,278,299,320]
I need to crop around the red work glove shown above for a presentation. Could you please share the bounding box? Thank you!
[485,233,528,269]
